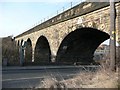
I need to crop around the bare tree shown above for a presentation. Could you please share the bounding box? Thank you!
[2,36,19,66]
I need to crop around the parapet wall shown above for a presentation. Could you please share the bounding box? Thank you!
[15,2,109,38]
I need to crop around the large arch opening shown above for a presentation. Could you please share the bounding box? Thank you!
[24,38,32,65]
[34,36,51,65]
[56,27,110,65]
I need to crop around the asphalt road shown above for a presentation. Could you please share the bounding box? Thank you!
[2,67,82,88]
[2,66,99,88]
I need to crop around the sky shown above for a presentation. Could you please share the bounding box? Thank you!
[0,0,84,38]
[0,0,119,46]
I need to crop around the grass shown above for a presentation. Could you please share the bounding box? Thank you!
[36,65,119,89]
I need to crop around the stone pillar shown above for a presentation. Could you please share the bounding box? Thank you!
[32,44,35,62]
[49,38,58,63]
[32,48,35,62]
[50,38,59,63]
[51,50,57,62]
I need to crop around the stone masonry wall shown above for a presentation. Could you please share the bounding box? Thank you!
[15,3,120,62]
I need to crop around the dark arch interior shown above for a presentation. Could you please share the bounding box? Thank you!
[34,36,51,64]
[21,40,23,46]
[24,39,32,64]
[18,40,19,46]
[56,27,110,65]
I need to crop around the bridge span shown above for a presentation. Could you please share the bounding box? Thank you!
[15,2,120,65]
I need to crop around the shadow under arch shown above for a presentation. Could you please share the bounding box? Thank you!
[56,27,110,65]
[21,39,24,46]
[34,36,51,65]
[17,40,20,46]
[24,38,32,65]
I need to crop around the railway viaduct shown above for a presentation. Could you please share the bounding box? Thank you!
[15,2,120,65]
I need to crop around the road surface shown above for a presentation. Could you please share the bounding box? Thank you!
[2,66,99,88]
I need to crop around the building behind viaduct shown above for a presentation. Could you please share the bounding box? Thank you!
[15,2,120,65]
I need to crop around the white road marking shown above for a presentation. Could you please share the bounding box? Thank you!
[2,74,77,82]
[2,76,44,82]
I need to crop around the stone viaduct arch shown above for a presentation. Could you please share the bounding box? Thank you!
[20,39,24,46]
[56,27,110,65]
[15,2,120,65]
[24,38,32,65]
[16,40,20,46]
[34,35,51,64]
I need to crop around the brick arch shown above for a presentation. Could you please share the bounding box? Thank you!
[56,27,110,65]
[34,35,51,65]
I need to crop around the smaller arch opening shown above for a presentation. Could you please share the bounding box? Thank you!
[34,36,51,65]
[24,38,32,65]
[21,39,23,46]
[17,40,20,46]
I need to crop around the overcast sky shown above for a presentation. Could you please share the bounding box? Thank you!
[0,0,84,37]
